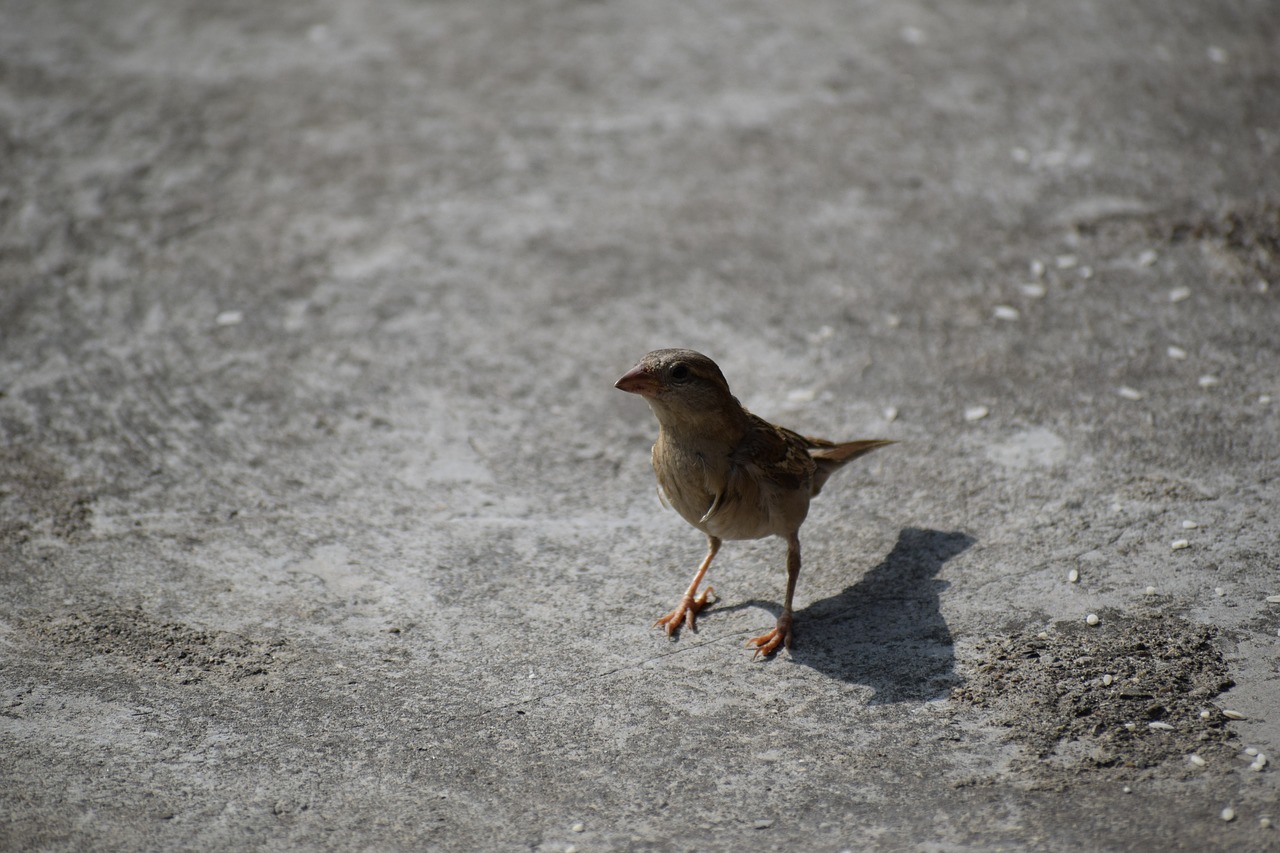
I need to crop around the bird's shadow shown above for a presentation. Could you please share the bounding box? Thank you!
[731,527,974,703]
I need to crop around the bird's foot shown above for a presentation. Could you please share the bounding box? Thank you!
[747,613,793,659]
[653,586,716,637]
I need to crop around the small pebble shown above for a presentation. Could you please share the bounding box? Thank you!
[1221,806,1236,822]
[1168,285,1191,301]
[1215,587,1226,597]
[1068,568,1080,583]
[1139,250,1159,267]
[1260,394,1273,405]
[1261,817,1272,829]
[1086,613,1100,626]
[1123,786,1132,794]
[1201,710,1212,719]
[1030,259,1046,278]
[571,823,585,833]
[1037,631,1049,639]
[1181,520,1199,529]
[1056,254,1078,269]
[1257,280,1271,294]
[1124,722,1137,731]
[1117,386,1144,401]
[885,313,901,328]
[1149,721,1174,731]
[753,819,774,830]
[994,305,1021,321]
[1207,45,1229,64]
[1189,754,1206,767]
[1246,748,1260,757]
[1078,265,1093,279]
[1265,595,1280,604]
[1198,375,1220,388]
[1020,283,1046,298]
[1223,710,1246,720]
[1251,754,1268,771]
[215,310,244,326]
[1102,674,1114,686]
[1011,147,1031,164]
[964,405,989,422]
[882,406,899,422]
[1144,585,1158,595]
[1171,539,1190,551]
[1166,345,1188,360]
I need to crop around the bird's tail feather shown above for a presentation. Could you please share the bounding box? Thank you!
[808,439,894,496]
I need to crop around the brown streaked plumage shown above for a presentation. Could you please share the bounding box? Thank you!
[615,348,893,658]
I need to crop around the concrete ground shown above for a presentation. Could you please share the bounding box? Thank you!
[2,0,1278,850]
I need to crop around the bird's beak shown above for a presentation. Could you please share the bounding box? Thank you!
[615,364,660,396]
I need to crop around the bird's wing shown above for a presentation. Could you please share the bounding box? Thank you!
[734,413,816,493]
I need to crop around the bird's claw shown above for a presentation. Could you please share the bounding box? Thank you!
[653,586,715,637]
[747,615,793,659]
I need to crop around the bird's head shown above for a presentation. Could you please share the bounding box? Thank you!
[615,348,741,430]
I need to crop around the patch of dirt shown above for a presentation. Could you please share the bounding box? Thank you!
[953,613,1238,781]
[29,606,287,687]
[0,447,96,544]
[1167,201,1280,286]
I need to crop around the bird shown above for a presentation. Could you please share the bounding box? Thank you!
[614,348,893,658]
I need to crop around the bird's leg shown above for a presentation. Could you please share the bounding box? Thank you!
[748,532,801,658]
[654,535,721,637]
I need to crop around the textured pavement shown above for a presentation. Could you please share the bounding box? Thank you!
[2,1,1279,850]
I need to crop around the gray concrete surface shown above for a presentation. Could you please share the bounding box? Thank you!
[2,0,1278,850]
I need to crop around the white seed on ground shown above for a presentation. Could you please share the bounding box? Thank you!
[882,406,898,422]
[1261,817,1272,829]
[1167,345,1188,359]
[1181,520,1199,529]
[1086,613,1100,626]
[1198,375,1220,388]
[1068,568,1080,583]
[1149,721,1174,730]
[1102,674,1114,686]
[1145,585,1158,595]
[787,388,817,404]
[1079,265,1094,279]
[1221,806,1236,822]
[1118,386,1144,400]
[885,313,902,328]
[1258,280,1271,293]
[1223,710,1246,720]
[1168,285,1191,301]
[1030,259,1046,278]
[1124,723,1137,731]
[994,305,1021,321]
[1056,254,1078,269]
[215,310,244,326]
[1261,394,1273,405]
[571,823,585,833]
[1201,709,1212,719]
[1246,747,1260,756]
[1251,754,1267,771]
[1215,587,1226,597]
[1265,595,1280,604]
[1189,754,1206,767]
[1123,785,1132,794]
[1139,250,1159,267]
[964,405,989,422]
[753,819,774,829]
[1171,539,1190,550]
[1020,283,1046,298]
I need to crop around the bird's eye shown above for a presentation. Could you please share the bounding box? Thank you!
[669,362,690,382]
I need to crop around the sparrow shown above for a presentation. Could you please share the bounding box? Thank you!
[615,348,892,658]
